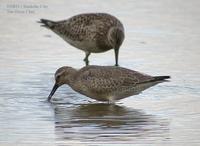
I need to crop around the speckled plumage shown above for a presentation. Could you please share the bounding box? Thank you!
[39,13,125,66]
[48,65,170,102]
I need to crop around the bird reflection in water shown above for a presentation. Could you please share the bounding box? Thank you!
[52,103,169,143]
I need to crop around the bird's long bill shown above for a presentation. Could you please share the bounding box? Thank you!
[48,84,59,101]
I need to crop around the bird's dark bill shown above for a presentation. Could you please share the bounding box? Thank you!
[48,84,59,101]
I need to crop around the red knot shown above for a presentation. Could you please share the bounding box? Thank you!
[38,13,125,66]
[48,65,170,102]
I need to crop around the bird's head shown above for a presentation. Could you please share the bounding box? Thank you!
[47,66,76,101]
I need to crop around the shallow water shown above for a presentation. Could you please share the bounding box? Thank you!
[0,0,200,145]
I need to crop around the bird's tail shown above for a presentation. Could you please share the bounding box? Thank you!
[153,76,170,81]
[37,19,56,29]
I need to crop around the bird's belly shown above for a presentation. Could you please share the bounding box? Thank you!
[87,86,145,101]
[84,92,133,102]
[83,92,110,101]
[73,41,103,53]
[61,36,108,53]
[75,86,133,102]
[73,81,158,102]
[79,89,135,102]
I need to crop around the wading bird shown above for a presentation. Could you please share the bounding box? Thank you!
[48,65,170,102]
[39,13,124,66]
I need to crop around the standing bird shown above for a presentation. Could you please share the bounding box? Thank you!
[48,65,170,102]
[38,13,125,66]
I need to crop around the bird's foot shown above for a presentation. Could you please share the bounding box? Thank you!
[115,63,119,67]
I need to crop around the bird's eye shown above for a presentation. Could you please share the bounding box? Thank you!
[57,75,60,80]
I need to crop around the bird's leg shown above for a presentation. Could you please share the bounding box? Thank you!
[108,99,115,104]
[83,52,91,66]
[114,47,119,66]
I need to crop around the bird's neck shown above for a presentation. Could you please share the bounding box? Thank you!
[66,69,77,86]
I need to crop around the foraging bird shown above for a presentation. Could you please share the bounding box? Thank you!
[48,65,170,102]
[38,13,125,66]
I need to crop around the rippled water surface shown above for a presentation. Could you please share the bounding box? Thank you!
[0,0,200,145]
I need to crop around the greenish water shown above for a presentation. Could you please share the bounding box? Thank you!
[0,0,200,145]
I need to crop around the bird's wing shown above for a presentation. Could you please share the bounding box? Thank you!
[76,66,154,93]
[54,18,110,42]
[51,19,88,41]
